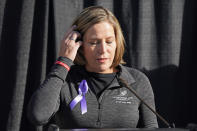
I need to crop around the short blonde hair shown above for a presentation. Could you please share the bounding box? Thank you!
[72,6,125,67]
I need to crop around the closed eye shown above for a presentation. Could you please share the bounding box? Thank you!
[106,41,113,44]
[89,42,98,45]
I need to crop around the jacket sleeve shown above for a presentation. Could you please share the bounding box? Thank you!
[27,57,73,126]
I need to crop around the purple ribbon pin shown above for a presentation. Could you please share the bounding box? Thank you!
[70,80,88,114]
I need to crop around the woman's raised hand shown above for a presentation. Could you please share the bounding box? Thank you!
[59,25,82,61]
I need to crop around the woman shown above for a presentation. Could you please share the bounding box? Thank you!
[27,6,158,129]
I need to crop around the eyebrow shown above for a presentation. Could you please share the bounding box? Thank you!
[88,36,115,40]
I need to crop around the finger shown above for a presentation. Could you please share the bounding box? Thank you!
[65,32,74,42]
[64,25,77,39]
[63,30,78,44]
[68,31,81,42]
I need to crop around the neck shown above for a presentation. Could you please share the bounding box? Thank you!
[85,66,118,74]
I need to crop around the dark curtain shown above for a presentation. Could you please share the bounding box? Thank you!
[0,0,196,131]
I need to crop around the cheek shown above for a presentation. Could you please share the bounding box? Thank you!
[83,48,88,59]
[83,46,94,60]
[110,44,116,56]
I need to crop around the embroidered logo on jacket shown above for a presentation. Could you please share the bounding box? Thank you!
[117,90,127,96]
[113,90,133,104]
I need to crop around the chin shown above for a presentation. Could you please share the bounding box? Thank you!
[96,66,113,73]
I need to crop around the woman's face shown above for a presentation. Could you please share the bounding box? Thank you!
[83,21,117,73]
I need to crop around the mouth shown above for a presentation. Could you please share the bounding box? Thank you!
[96,58,108,63]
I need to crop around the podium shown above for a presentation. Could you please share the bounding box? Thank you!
[47,125,190,131]
[57,128,189,131]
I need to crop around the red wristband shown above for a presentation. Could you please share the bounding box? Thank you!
[55,61,70,71]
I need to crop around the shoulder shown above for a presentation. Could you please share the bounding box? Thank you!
[120,65,150,83]
[120,65,152,93]
[120,65,154,98]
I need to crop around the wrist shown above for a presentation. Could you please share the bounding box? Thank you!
[55,56,74,71]
[55,61,70,71]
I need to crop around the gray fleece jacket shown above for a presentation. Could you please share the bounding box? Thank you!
[27,57,158,129]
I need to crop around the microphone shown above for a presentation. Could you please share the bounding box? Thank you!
[118,77,175,128]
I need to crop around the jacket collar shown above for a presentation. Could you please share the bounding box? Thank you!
[119,64,136,84]
[75,65,136,88]
[108,64,136,89]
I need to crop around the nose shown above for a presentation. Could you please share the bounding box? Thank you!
[98,42,107,54]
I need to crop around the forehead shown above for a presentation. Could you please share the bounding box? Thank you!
[84,21,115,40]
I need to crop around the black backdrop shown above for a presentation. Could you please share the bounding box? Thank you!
[0,0,197,131]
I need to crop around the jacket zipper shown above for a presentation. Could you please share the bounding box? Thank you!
[96,90,106,127]
[96,103,101,126]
